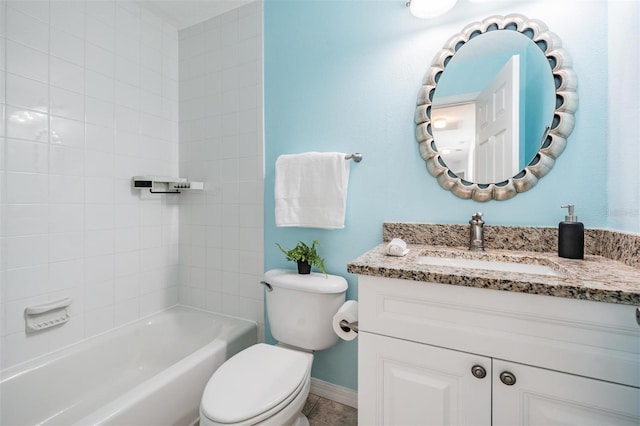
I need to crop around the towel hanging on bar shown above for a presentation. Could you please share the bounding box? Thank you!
[275,152,351,229]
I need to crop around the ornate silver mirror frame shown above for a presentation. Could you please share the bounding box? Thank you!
[415,14,578,202]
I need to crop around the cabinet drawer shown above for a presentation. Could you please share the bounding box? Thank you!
[358,275,640,387]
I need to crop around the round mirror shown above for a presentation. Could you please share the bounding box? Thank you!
[415,14,578,202]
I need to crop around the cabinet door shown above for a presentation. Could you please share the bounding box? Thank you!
[359,332,491,426]
[493,359,640,426]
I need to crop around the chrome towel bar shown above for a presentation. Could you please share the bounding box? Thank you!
[345,153,363,163]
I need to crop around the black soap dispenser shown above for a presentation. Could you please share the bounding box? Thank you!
[558,204,584,259]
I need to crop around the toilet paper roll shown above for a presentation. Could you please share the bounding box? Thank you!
[332,300,359,341]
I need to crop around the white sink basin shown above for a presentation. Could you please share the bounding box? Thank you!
[416,255,563,277]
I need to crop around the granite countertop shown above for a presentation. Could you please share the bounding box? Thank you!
[347,243,640,306]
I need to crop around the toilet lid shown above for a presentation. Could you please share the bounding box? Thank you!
[201,344,311,424]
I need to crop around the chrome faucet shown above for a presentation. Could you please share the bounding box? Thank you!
[469,212,485,252]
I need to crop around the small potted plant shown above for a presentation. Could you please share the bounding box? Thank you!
[276,240,327,276]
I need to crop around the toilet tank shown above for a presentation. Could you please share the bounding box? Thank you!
[264,269,348,351]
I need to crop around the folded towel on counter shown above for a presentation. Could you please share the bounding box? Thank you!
[275,152,350,229]
[387,238,409,256]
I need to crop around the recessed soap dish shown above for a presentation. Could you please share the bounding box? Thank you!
[24,297,72,333]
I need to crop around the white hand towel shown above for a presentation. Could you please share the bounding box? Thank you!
[275,152,350,229]
[387,238,409,257]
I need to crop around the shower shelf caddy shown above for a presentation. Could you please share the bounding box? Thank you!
[132,176,204,194]
[25,297,72,332]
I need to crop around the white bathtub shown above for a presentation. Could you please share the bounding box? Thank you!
[0,306,257,426]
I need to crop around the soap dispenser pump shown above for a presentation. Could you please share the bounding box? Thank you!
[558,204,584,259]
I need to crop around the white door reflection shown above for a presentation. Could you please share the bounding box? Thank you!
[433,55,520,183]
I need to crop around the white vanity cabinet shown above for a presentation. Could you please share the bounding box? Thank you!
[357,275,640,426]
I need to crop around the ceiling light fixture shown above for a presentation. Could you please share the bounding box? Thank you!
[407,0,458,19]
[433,118,448,129]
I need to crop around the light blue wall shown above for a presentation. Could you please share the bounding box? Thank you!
[264,0,610,391]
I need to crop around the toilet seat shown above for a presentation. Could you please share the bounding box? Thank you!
[200,344,312,425]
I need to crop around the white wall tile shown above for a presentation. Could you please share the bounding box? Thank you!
[50,145,84,176]
[140,91,162,117]
[6,40,48,83]
[49,204,85,233]
[85,43,115,77]
[114,130,139,156]
[85,177,115,204]
[85,254,115,284]
[84,306,115,337]
[114,105,139,134]
[85,150,114,177]
[49,175,84,204]
[140,62,162,96]
[114,81,140,110]
[50,87,85,121]
[6,0,48,22]
[6,106,48,142]
[49,232,84,263]
[139,226,162,249]
[1,0,181,370]
[115,55,140,87]
[6,172,48,203]
[114,297,139,326]
[6,73,48,112]
[86,17,115,52]
[177,5,263,324]
[85,97,114,128]
[86,204,114,230]
[86,123,114,153]
[86,0,115,27]
[115,227,138,252]
[6,5,48,52]
[50,28,85,66]
[50,1,85,38]
[115,204,139,228]
[49,259,84,292]
[85,70,114,103]
[116,5,140,37]
[5,265,48,301]
[85,280,114,310]
[6,138,48,173]
[50,57,85,94]
[47,317,84,353]
[114,251,139,277]
[50,116,84,148]
[115,31,140,63]
[85,229,115,257]
[6,235,48,269]
[2,328,50,367]
[114,273,139,302]
[5,204,49,236]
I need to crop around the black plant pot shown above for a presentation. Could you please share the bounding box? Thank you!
[297,260,311,274]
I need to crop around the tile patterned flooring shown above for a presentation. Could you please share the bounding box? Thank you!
[303,394,358,426]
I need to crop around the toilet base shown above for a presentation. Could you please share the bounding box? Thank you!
[292,413,309,426]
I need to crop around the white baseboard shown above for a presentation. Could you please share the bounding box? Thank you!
[310,377,358,409]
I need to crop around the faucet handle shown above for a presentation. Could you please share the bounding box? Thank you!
[471,212,484,223]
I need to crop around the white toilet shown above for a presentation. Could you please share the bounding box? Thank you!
[199,268,348,426]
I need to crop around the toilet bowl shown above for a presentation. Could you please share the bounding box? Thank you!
[199,269,348,426]
[199,344,312,426]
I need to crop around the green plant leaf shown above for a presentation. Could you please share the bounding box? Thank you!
[275,240,327,277]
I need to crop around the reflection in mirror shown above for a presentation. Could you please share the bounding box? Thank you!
[415,14,578,202]
[432,31,556,184]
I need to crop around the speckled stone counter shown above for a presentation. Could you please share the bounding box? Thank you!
[347,223,640,306]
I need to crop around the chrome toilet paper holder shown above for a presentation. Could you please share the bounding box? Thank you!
[339,320,358,333]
